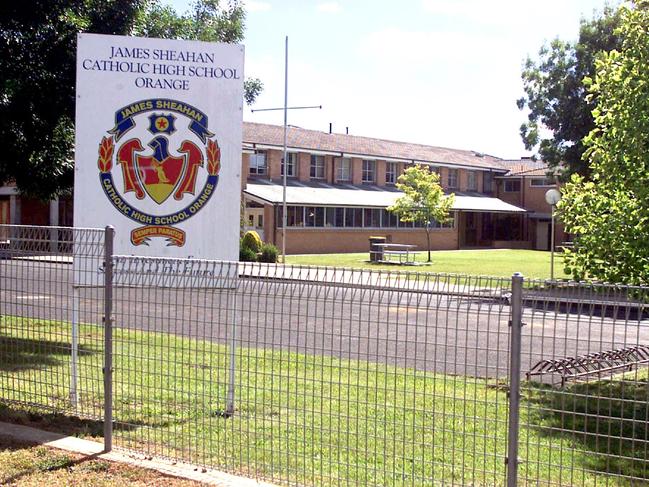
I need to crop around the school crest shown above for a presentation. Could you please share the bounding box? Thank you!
[96,99,221,246]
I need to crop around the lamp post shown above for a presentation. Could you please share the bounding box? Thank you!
[249,36,321,263]
[545,189,561,280]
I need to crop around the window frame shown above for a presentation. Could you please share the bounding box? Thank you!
[281,152,297,178]
[249,151,267,176]
[362,159,376,184]
[467,171,477,191]
[530,177,556,187]
[447,168,459,189]
[504,179,522,192]
[336,157,352,182]
[385,162,397,185]
[310,155,325,179]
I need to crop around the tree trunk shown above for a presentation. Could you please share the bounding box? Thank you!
[426,227,431,262]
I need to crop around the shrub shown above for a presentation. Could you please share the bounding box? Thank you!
[241,230,262,253]
[259,243,279,263]
[239,242,258,262]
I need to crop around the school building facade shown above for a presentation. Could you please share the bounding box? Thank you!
[241,122,564,254]
[1,122,563,254]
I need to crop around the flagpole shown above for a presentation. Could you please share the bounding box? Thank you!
[282,35,288,264]
[249,38,320,263]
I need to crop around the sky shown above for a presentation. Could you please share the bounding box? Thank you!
[167,0,612,159]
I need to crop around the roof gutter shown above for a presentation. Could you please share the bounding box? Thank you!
[242,141,508,173]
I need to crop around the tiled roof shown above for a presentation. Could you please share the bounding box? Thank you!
[243,122,507,171]
[498,159,551,177]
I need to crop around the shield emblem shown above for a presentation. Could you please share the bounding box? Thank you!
[136,136,186,204]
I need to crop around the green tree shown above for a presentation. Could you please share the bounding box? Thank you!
[0,0,262,200]
[387,165,454,263]
[517,5,622,180]
[558,1,649,285]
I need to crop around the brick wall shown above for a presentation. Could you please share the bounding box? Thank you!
[277,228,458,254]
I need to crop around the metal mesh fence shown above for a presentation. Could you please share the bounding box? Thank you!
[519,281,649,486]
[111,257,514,486]
[1,225,649,486]
[0,224,106,422]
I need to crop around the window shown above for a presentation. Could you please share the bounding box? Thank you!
[483,172,494,194]
[344,208,362,227]
[504,180,522,192]
[281,152,297,177]
[249,151,267,175]
[382,209,398,227]
[385,162,397,184]
[305,206,325,227]
[325,207,336,227]
[467,171,477,191]
[278,205,453,229]
[287,206,304,226]
[530,177,555,187]
[362,160,375,183]
[363,208,381,227]
[334,208,345,227]
[336,158,351,181]
[447,168,458,188]
[310,155,325,179]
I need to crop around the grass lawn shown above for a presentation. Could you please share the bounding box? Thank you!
[286,249,568,280]
[0,316,643,486]
[0,435,202,486]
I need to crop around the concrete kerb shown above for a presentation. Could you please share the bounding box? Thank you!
[0,421,277,487]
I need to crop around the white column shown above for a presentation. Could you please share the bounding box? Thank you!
[49,197,59,226]
[49,197,59,252]
[9,195,19,224]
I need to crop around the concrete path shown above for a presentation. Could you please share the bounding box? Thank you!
[0,421,276,487]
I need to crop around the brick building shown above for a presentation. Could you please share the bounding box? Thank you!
[241,123,563,254]
[1,122,563,254]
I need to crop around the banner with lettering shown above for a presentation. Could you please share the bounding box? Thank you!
[74,34,243,284]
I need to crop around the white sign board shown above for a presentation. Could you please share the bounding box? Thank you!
[74,33,243,266]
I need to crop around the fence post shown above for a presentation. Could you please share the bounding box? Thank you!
[506,272,524,487]
[226,278,238,416]
[70,287,80,408]
[103,226,115,453]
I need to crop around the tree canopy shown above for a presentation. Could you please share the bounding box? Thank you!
[387,165,454,263]
[0,0,262,200]
[517,4,622,180]
[558,0,649,285]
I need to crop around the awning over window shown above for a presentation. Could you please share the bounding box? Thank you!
[244,181,527,214]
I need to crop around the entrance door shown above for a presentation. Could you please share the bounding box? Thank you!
[464,213,478,247]
[244,207,265,241]
[536,221,550,250]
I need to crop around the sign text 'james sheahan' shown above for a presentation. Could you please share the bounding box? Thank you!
[74,33,243,264]
[80,45,241,91]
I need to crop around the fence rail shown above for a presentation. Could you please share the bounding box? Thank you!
[1,224,648,486]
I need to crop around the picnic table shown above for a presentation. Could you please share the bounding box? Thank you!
[372,243,418,264]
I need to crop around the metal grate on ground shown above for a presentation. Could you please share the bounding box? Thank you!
[520,280,649,486]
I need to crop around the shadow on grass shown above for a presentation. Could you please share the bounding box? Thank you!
[0,403,138,437]
[525,378,649,480]
[0,336,97,372]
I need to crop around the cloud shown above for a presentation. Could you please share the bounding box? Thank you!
[246,1,271,12]
[317,2,341,13]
